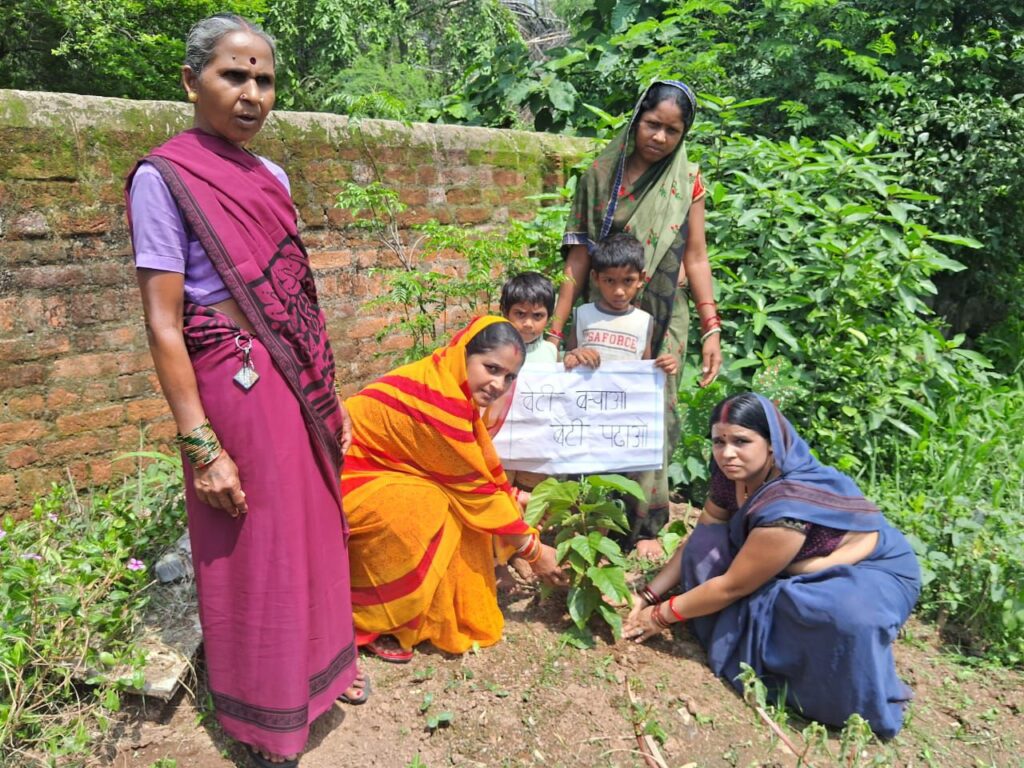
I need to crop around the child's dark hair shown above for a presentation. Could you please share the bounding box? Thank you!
[465,320,526,359]
[708,393,770,440]
[592,233,645,275]
[499,272,555,316]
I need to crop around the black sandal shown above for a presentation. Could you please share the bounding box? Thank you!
[337,670,372,705]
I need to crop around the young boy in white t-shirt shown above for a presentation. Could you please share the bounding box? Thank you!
[564,234,677,373]
[564,233,679,558]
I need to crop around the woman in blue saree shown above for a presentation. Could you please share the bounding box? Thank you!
[623,393,920,738]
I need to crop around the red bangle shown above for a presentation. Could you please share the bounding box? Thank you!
[651,603,672,629]
[667,596,687,623]
[522,538,543,564]
[700,315,722,333]
[546,328,564,339]
[696,301,717,310]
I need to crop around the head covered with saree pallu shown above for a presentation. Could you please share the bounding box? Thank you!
[727,394,887,549]
[564,79,699,356]
[690,393,919,738]
[342,316,535,654]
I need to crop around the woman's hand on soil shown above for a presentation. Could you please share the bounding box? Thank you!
[531,543,569,587]
[625,593,647,628]
[622,605,663,644]
[699,334,722,388]
[509,555,536,582]
[193,450,247,517]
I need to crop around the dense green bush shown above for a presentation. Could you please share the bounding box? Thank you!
[0,453,185,762]
[693,126,994,470]
[871,375,1024,663]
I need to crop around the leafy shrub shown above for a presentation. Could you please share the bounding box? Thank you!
[871,375,1024,663]
[692,127,993,472]
[524,475,642,646]
[0,453,186,762]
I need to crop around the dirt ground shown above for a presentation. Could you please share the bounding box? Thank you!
[108,584,1024,768]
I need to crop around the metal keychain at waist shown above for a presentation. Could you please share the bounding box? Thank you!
[233,333,260,390]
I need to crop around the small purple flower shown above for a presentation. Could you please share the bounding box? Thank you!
[127,558,145,572]
[21,553,42,561]
[47,513,58,523]
[0,530,6,541]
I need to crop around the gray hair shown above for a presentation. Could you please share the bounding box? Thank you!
[184,14,277,75]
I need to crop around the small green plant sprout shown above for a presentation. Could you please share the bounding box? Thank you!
[736,663,768,711]
[657,519,690,558]
[405,755,429,768]
[838,713,878,767]
[417,690,452,733]
[799,721,831,767]
[629,700,668,745]
[411,665,436,683]
[525,474,644,645]
[483,680,510,698]
[419,692,434,713]
[425,710,453,733]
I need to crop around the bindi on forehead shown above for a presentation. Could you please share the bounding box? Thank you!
[229,55,261,66]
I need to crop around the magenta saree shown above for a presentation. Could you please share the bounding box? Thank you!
[127,130,355,756]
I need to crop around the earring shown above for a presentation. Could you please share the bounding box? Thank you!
[187,92,198,103]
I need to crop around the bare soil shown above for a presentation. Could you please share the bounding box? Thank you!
[109,587,1024,768]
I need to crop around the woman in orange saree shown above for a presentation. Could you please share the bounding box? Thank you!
[342,317,567,660]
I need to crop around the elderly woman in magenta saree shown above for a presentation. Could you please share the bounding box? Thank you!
[126,14,360,766]
[624,393,920,738]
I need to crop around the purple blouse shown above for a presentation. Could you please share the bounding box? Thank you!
[708,461,846,560]
[129,157,290,306]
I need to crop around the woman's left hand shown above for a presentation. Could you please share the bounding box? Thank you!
[653,353,679,376]
[622,605,664,644]
[699,333,722,388]
[530,543,569,587]
[338,400,353,454]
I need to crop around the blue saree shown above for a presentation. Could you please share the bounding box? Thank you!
[681,395,920,738]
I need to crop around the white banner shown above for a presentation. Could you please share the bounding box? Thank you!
[493,361,665,474]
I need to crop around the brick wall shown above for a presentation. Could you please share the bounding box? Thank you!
[0,89,590,515]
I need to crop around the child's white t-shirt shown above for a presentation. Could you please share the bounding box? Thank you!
[573,303,653,361]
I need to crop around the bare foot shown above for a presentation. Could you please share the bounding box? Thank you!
[252,747,299,764]
[635,538,665,560]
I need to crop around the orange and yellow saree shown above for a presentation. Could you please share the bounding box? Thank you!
[342,317,533,654]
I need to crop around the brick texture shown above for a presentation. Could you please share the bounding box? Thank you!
[0,89,591,517]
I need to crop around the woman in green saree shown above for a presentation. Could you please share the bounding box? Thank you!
[550,80,723,558]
